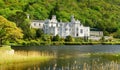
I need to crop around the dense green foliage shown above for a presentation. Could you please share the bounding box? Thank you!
[52,34,60,41]
[36,29,44,38]
[65,35,74,42]
[0,0,120,34]
[0,16,23,45]
[113,29,120,38]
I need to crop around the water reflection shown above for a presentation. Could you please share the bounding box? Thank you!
[1,45,120,70]
[15,50,55,57]
[23,58,118,70]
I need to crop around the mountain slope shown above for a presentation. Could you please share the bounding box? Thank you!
[0,0,120,34]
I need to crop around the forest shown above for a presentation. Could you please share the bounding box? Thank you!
[0,0,120,45]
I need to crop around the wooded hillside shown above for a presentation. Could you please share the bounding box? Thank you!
[0,0,120,35]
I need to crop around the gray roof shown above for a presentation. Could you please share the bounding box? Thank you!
[31,20,44,22]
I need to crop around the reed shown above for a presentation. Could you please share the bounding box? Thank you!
[39,60,118,70]
[0,51,56,65]
[88,60,118,70]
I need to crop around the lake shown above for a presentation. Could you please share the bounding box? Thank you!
[1,45,120,70]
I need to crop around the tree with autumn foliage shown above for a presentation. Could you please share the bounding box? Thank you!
[0,16,23,45]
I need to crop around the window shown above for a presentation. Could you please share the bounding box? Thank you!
[69,29,71,31]
[65,28,68,31]
[39,24,41,26]
[80,24,82,26]
[34,23,36,26]
[76,33,78,36]
[60,24,62,27]
[80,29,83,33]
[77,28,79,31]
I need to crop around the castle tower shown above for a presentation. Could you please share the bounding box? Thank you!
[51,15,57,23]
[71,15,75,22]
[52,15,56,19]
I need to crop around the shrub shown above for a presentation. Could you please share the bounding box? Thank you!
[65,35,74,42]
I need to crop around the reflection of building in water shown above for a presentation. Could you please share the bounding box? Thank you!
[15,50,56,57]
[31,15,90,38]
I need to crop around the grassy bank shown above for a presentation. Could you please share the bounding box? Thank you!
[0,54,54,65]
[13,41,120,46]
[0,45,12,51]
[52,42,120,45]
[0,45,55,65]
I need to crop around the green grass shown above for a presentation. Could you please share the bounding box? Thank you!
[0,45,12,51]
[12,41,120,46]
[0,54,54,65]
[0,45,55,65]
[0,53,55,65]
[51,42,120,45]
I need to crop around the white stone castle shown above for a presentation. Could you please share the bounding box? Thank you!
[31,15,90,38]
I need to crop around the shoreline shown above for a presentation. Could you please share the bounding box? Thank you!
[11,42,120,47]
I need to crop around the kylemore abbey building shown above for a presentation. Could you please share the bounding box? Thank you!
[30,15,90,38]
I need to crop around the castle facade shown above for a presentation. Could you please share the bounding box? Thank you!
[31,15,90,38]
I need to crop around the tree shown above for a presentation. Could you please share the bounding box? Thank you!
[24,28,36,40]
[52,34,60,41]
[113,29,120,38]
[7,11,27,27]
[42,34,51,42]
[65,35,73,42]
[22,19,36,39]
[8,11,36,39]
[0,16,23,45]
[0,28,6,45]
[0,0,120,36]
[36,29,44,38]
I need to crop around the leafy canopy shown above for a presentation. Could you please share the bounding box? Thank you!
[0,16,23,44]
[0,0,120,35]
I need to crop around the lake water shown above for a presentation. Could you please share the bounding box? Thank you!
[1,45,120,70]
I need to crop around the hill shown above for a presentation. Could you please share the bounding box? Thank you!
[0,0,120,35]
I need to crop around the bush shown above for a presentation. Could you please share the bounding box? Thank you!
[65,35,74,42]
[52,34,60,41]
[74,37,84,42]
[0,45,12,51]
[52,42,64,45]
[22,40,40,46]
[113,29,120,38]
[63,42,82,45]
